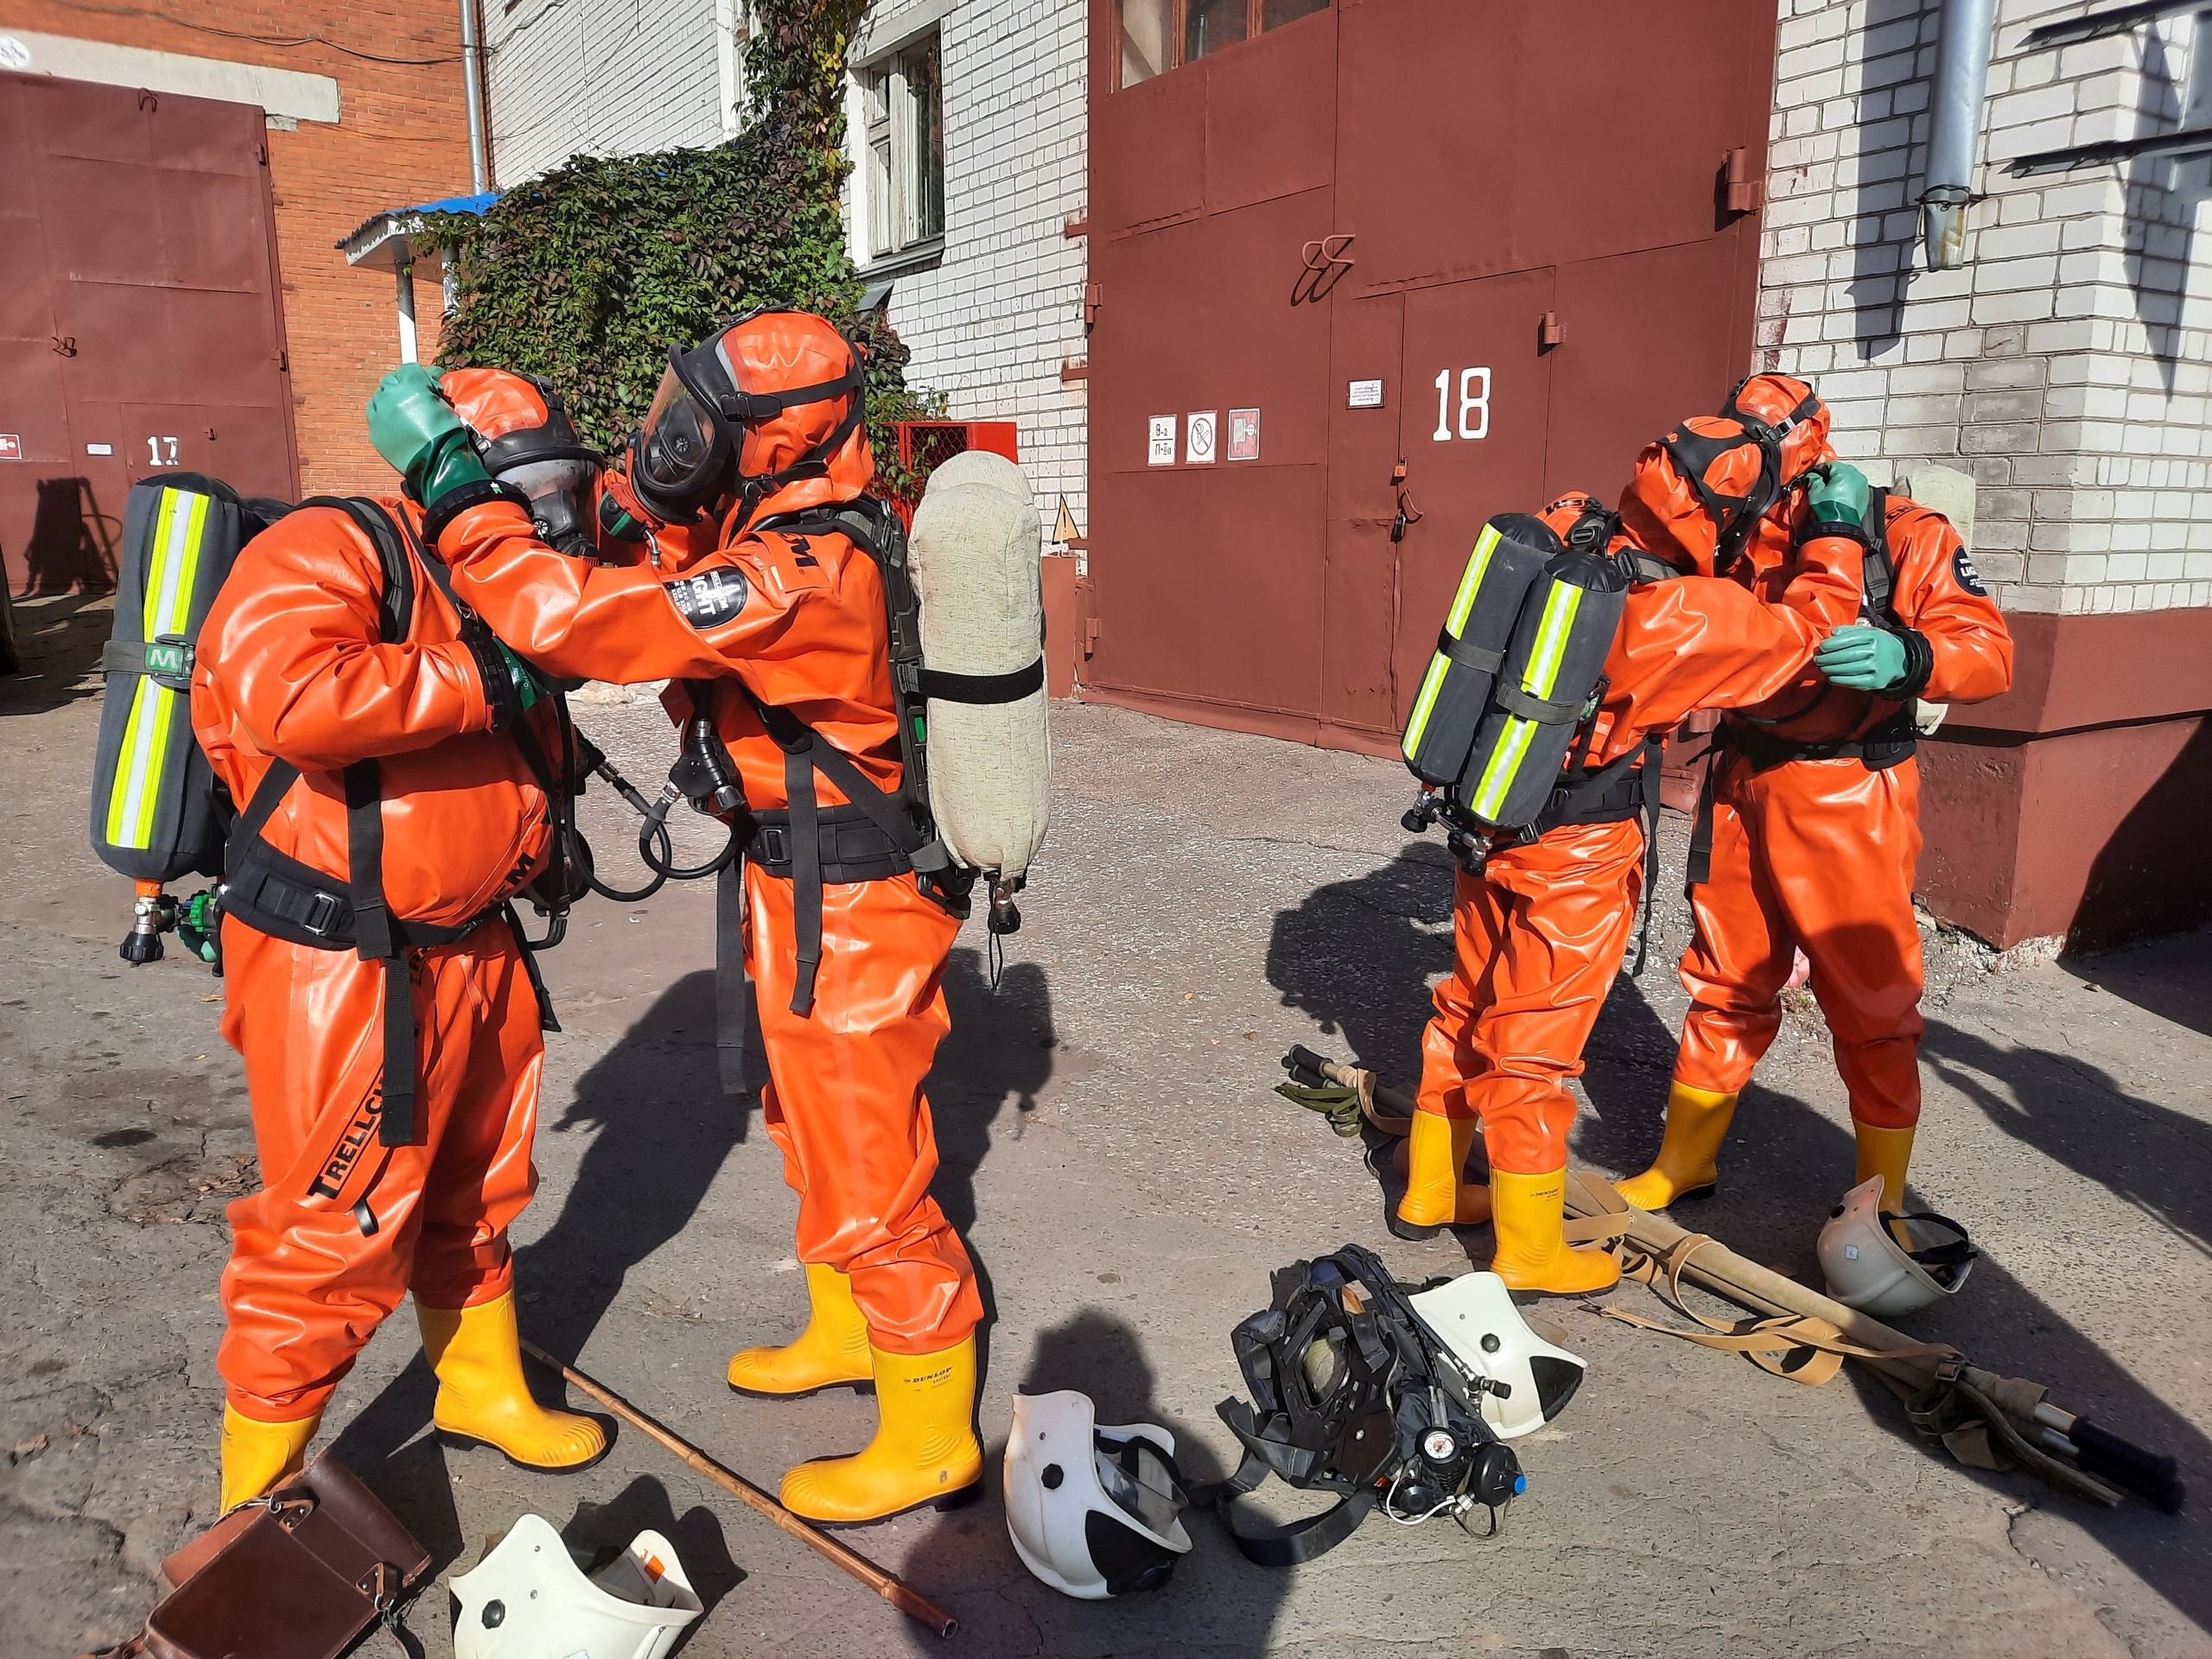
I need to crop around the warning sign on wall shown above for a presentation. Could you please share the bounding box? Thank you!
[1185,411,1217,465]
[0,435,21,461]
[1348,378,1384,409]
[1147,415,1176,466]
[1227,409,1260,461]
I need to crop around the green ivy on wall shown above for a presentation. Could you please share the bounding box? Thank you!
[423,0,944,498]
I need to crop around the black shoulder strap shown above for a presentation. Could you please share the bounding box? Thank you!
[1621,734,1665,976]
[301,496,414,645]
[1862,486,1896,622]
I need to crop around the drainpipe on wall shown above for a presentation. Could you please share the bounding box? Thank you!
[1920,0,1999,269]
[461,0,490,192]
[397,257,420,364]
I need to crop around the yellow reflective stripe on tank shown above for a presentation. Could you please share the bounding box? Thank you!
[105,489,207,849]
[1522,580,1584,698]
[1401,652,1452,759]
[1444,523,1502,639]
[1470,715,1535,820]
[1468,580,1585,822]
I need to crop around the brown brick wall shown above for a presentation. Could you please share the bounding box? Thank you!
[6,2,477,494]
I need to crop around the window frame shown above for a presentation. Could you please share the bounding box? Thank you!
[854,28,946,272]
[1114,0,1327,92]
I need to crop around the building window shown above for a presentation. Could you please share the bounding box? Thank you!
[1117,0,1327,87]
[2171,12,2212,200]
[861,33,944,262]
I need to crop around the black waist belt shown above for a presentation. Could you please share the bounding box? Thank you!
[1529,734,1666,975]
[1727,721,1916,775]
[224,757,556,1147]
[1686,720,1916,887]
[225,836,498,954]
[745,802,913,886]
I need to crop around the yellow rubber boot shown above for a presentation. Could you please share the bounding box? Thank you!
[728,1262,874,1398]
[219,1404,321,1513]
[1854,1120,1917,1247]
[1614,1083,1738,1211]
[1390,1111,1491,1240]
[417,1290,607,1472]
[1490,1168,1621,1294]
[779,1338,983,1527]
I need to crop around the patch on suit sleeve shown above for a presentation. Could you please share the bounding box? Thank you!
[664,567,750,627]
[1951,547,1988,596]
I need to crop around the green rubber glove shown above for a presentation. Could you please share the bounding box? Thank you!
[1813,625,1910,690]
[366,364,489,505]
[1804,461,1871,536]
[498,640,547,713]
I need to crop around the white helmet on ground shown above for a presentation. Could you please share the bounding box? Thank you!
[1003,1390,1192,1599]
[1407,1270,1587,1440]
[1818,1174,1976,1317]
[448,1513,703,1659]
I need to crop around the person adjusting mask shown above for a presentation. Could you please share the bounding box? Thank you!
[191,423,606,1516]
[1616,373,2014,1228]
[1394,452,1865,1292]
[365,310,986,1528]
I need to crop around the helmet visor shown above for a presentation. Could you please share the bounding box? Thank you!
[637,360,725,511]
[500,455,601,557]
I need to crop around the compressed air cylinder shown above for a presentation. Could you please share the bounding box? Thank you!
[90,474,251,883]
[1449,550,1630,831]
[907,449,1052,879]
[1401,514,1560,789]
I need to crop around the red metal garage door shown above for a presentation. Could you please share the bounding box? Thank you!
[1085,0,1776,749]
[0,73,297,594]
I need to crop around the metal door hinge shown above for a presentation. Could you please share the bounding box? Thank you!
[1084,618,1100,657]
[1084,283,1101,328]
[273,349,289,372]
[1538,311,1564,349]
[1723,148,1763,213]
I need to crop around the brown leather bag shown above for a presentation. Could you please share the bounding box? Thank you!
[94,1452,430,1659]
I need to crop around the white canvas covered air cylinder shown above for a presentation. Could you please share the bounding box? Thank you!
[908,449,1051,880]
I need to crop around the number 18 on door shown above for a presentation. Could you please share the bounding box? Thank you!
[1432,368,1490,442]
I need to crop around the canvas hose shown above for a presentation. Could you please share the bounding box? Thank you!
[1274,1068,1413,1138]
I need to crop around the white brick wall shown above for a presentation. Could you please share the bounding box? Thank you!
[845,0,1090,553]
[1761,0,2212,616]
[484,0,726,185]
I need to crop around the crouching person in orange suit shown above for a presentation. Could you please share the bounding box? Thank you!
[368,315,984,1527]
[1401,376,1866,1292]
[192,375,615,1512]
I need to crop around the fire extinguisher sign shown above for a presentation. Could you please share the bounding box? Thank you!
[0,435,22,461]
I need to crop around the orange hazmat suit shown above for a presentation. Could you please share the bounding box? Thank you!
[1673,490,2013,1135]
[434,487,982,1359]
[192,497,561,1423]
[1413,493,1864,1180]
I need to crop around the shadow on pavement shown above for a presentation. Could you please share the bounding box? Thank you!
[329,970,747,1563]
[522,969,752,1357]
[893,1308,1291,1657]
[1921,1015,2212,1257]
[1265,842,1458,1084]
[0,592,111,715]
[2063,927,2212,1042]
